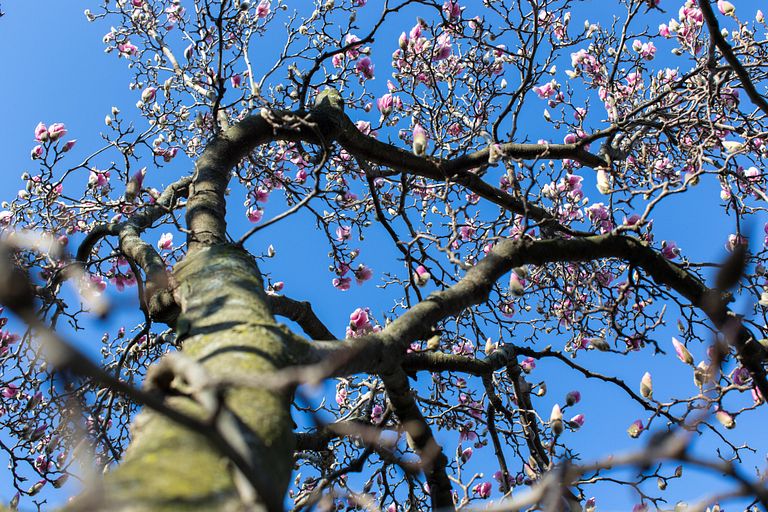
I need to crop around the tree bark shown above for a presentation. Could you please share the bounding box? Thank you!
[67,244,307,511]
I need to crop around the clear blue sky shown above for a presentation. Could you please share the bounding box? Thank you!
[1,1,767,510]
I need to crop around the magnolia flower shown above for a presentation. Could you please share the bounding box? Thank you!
[672,337,694,365]
[349,307,370,331]
[412,123,428,156]
[640,372,653,398]
[48,123,67,141]
[2,384,19,398]
[246,206,263,223]
[354,264,373,284]
[484,337,496,355]
[34,122,49,141]
[62,139,77,152]
[661,240,680,260]
[565,390,581,405]
[717,0,735,16]
[472,482,492,499]
[355,57,374,79]
[569,414,585,428]
[508,272,525,296]
[596,169,612,194]
[157,232,173,251]
[141,86,157,103]
[413,265,431,286]
[627,419,644,438]
[376,93,394,117]
[721,140,743,154]
[333,276,352,291]
[520,356,536,372]
[335,225,351,241]
[715,408,735,429]
[459,446,473,462]
[371,404,383,423]
[550,404,564,435]
[256,0,270,18]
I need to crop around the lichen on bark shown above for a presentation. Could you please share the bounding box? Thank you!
[66,244,305,511]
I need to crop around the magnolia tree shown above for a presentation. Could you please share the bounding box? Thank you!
[2,0,768,510]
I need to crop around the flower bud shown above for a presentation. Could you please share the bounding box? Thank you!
[715,409,735,429]
[550,404,564,435]
[640,372,653,398]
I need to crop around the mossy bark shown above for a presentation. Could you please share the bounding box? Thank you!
[67,245,306,511]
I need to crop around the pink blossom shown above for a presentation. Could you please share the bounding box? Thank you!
[458,222,475,241]
[336,225,351,241]
[141,87,157,103]
[335,385,347,406]
[672,337,694,365]
[717,0,735,16]
[412,123,428,155]
[627,419,644,438]
[376,93,397,117]
[520,357,536,372]
[730,366,750,386]
[413,265,431,286]
[371,404,383,423]
[566,390,581,405]
[355,57,374,79]
[443,1,461,20]
[246,207,263,223]
[62,140,77,152]
[31,145,43,159]
[89,274,107,292]
[333,276,352,291]
[452,340,474,356]
[253,187,270,203]
[118,41,139,57]
[131,0,143,6]
[2,384,19,398]
[532,79,558,99]
[157,233,173,251]
[472,481,492,499]
[34,122,48,141]
[459,446,472,462]
[230,74,242,88]
[349,308,370,330]
[89,169,110,189]
[433,34,452,61]
[48,123,67,142]
[569,414,585,427]
[660,240,679,259]
[354,264,373,284]
[256,0,270,18]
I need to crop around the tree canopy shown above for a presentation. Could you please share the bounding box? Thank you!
[1,0,768,511]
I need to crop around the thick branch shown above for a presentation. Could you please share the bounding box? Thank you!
[185,90,605,251]
[267,295,335,340]
[310,234,768,400]
[699,0,768,116]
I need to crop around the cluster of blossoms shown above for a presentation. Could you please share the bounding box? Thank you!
[345,307,381,338]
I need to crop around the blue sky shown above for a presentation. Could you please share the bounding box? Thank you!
[1,1,768,510]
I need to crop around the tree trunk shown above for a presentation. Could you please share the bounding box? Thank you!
[67,244,305,511]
